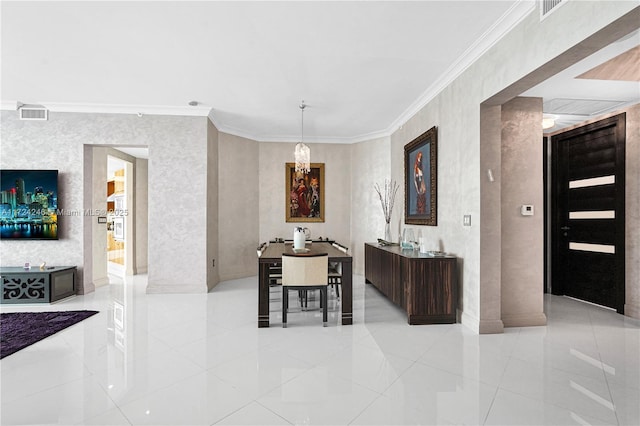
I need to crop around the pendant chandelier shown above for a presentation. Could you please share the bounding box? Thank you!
[294,101,310,174]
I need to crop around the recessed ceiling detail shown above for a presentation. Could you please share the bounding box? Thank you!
[576,45,640,82]
[543,98,628,116]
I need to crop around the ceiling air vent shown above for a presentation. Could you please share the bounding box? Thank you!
[19,105,48,121]
[544,98,627,116]
[540,0,565,20]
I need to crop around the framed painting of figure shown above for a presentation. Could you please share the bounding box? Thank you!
[404,126,437,226]
[285,163,325,223]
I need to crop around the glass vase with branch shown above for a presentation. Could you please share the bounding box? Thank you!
[374,179,399,242]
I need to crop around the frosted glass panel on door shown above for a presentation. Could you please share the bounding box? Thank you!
[569,242,615,254]
[569,175,615,189]
[569,211,615,219]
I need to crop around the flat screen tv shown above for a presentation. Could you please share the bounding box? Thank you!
[0,169,59,240]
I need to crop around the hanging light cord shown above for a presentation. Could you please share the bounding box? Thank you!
[300,101,306,143]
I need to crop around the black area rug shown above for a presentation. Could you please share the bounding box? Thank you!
[0,310,98,359]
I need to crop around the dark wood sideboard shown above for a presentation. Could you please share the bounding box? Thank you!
[364,243,457,324]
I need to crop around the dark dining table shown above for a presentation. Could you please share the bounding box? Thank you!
[258,241,352,327]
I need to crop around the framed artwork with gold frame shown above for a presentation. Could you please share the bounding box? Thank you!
[285,162,325,223]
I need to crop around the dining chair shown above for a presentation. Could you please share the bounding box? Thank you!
[328,262,341,299]
[281,252,329,327]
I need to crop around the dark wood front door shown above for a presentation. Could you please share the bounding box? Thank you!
[551,113,625,313]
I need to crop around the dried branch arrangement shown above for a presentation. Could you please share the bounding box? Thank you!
[374,179,399,224]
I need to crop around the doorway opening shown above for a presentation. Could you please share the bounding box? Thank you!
[550,114,626,313]
[479,12,639,329]
[107,155,130,278]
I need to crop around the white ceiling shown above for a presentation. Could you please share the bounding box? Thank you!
[2,1,638,144]
[1,1,527,142]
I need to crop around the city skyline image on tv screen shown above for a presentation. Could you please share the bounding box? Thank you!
[0,169,59,239]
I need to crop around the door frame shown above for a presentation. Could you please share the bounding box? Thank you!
[549,113,626,313]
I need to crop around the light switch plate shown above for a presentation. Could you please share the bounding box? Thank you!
[463,215,471,226]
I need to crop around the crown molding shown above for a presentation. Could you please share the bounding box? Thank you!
[384,0,536,136]
[256,130,391,144]
[1,101,212,117]
[0,2,535,144]
[1,101,19,110]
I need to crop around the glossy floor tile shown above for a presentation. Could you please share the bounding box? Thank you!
[1,274,639,425]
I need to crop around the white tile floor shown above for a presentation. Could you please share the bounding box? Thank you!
[1,274,639,425]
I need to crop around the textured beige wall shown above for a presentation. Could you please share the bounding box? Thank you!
[350,137,390,275]
[89,147,109,290]
[390,86,482,327]
[135,158,148,274]
[207,120,219,290]
[144,117,209,293]
[218,132,259,281]
[1,111,95,291]
[387,1,638,331]
[500,97,546,327]
[258,142,351,247]
[0,111,211,293]
[479,105,504,333]
[625,104,640,318]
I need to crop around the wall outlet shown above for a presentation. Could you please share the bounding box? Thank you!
[463,215,471,226]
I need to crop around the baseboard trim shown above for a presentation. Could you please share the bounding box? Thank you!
[624,302,640,320]
[479,319,505,334]
[93,277,110,288]
[219,272,256,282]
[502,312,547,327]
[460,311,505,334]
[78,281,95,295]
[145,283,208,294]
[460,311,480,333]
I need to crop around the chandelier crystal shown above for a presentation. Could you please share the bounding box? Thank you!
[294,101,310,174]
[294,142,310,174]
